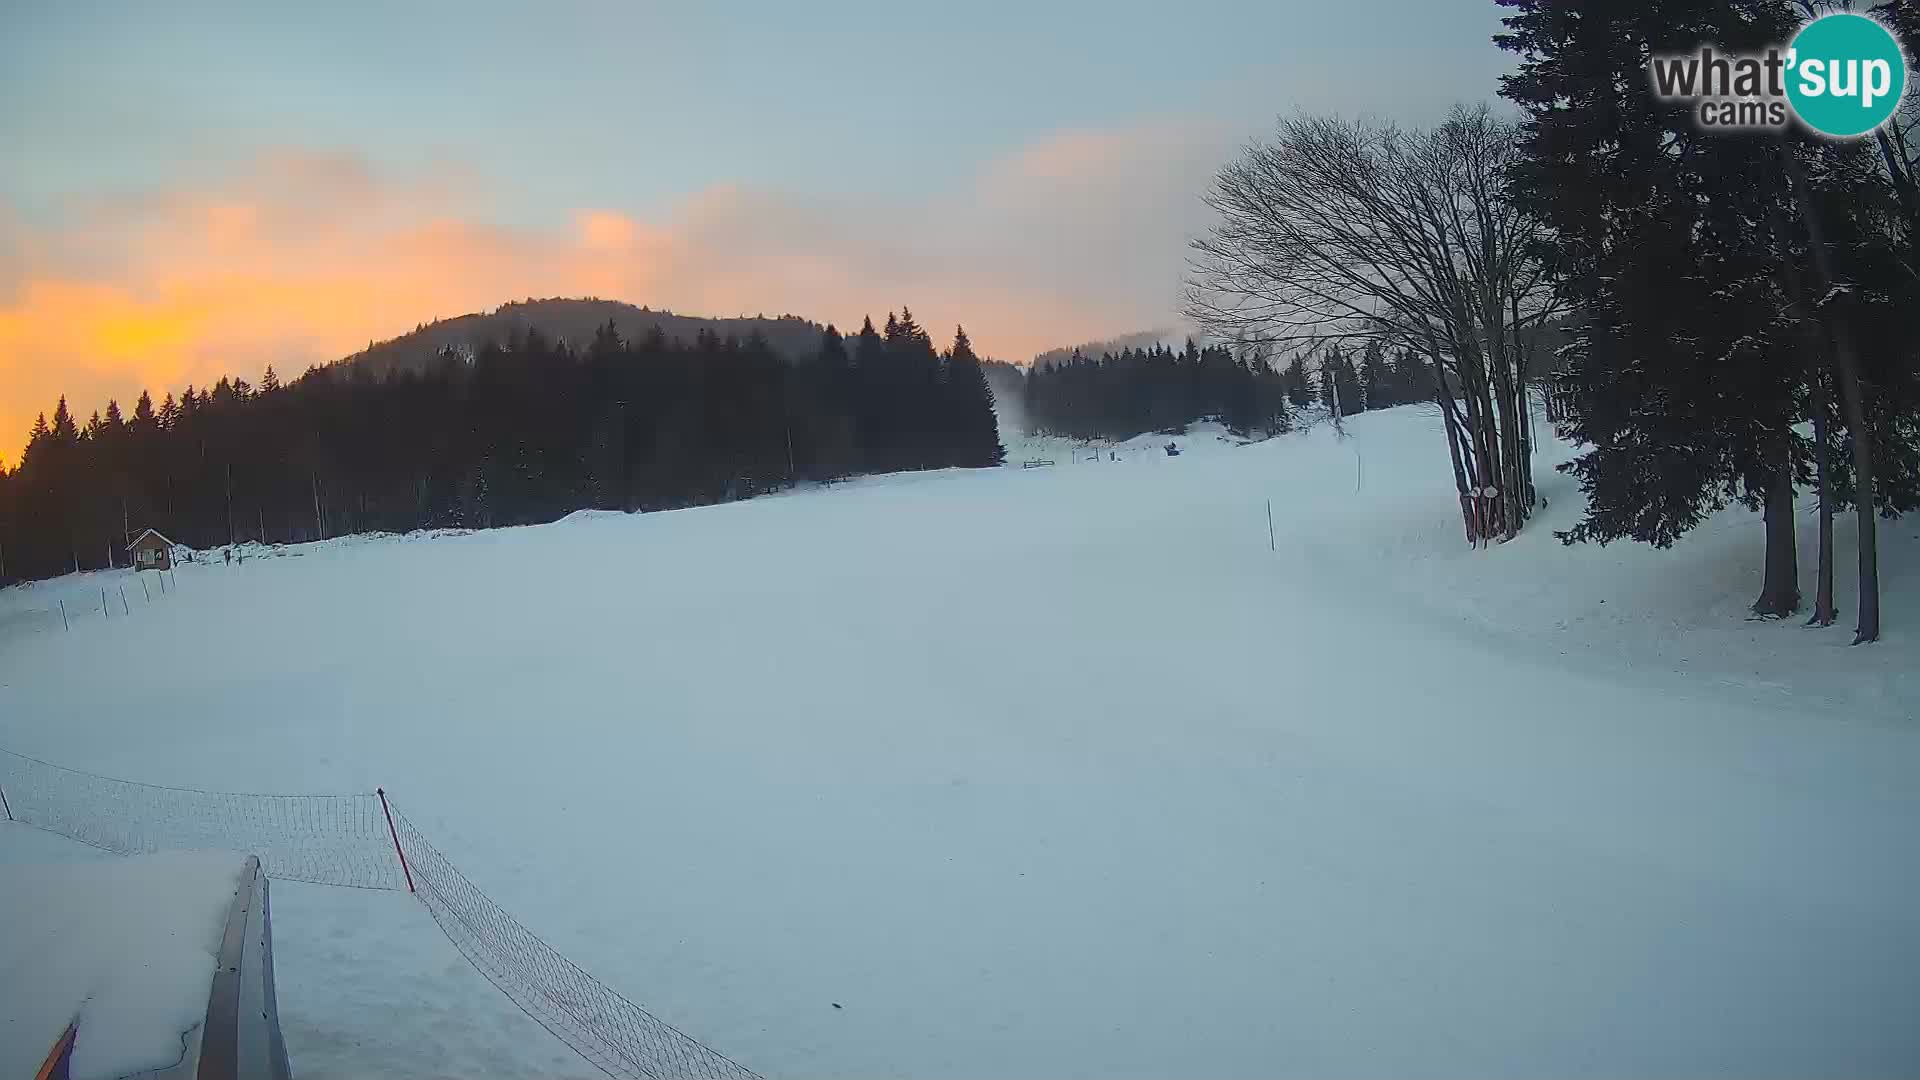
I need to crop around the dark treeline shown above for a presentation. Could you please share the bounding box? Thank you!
[1022,337,1430,444]
[1022,340,1291,441]
[1295,341,1433,417]
[0,308,1003,584]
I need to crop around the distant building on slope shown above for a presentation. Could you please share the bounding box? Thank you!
[128,528,176,570]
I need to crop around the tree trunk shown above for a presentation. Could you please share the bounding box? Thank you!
[1782,146,1880,643]
[1453,338,1498,546]
[1466,257,1512,539]
[1495,299,1530,537]
[1809,371,1838,626]
[1424,336,1476,545]
[1491,348,1523,539]
[1753,455,1800,617]
[1473,295,1517,540]
[311,470,325,541]
[1511,295,1538,511]
[1829,305,1879,643]
[1765,193,1837,628]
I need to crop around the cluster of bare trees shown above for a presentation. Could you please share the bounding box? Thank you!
[1187,106,1561,547]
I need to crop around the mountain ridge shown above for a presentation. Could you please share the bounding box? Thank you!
[336,298,831,379]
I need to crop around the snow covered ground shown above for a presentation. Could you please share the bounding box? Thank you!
[1,404,1916,1078]
[0,840,244,1079]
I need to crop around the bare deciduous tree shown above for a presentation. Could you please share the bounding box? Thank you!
[1186,104,1562,546]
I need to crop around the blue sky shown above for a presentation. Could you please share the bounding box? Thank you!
[0,1,1516,451]
[4,1,1513,221]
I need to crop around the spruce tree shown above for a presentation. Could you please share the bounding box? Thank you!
[51,397,78,441]
[885,308,942,466]
[854,316,892,469]
[1282,356,1312,409]
[944,327,1006,467]
[1318,349,1363,418]
[1359,342,1391,410]
[804,325,859,479]
[1498,0,1815,619]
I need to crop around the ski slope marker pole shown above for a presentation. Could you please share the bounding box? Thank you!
[1267,499,1275,552]
[0,779,12,822]
[377,788,415,893]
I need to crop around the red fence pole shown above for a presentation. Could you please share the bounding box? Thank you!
[376,788,415,893]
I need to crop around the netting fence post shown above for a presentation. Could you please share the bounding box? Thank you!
[0,779,12,822]
[377,788,415,893]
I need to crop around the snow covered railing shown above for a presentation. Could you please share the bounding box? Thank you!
[6,851,288,1080]
[198,855,294,1080]
[0,747,761,1080]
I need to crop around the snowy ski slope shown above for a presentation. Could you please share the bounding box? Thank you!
[2,405,1915,1078]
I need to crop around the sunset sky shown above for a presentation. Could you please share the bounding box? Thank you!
[1,1,1512,463]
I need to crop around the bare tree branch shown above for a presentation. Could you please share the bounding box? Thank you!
[1185,105,1563,544]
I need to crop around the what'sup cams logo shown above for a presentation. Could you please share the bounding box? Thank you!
[1650,12,1908,138]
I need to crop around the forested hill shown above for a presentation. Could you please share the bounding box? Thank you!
[340,298,829,379]
[0,308,1008,584]
[1030,329,1184,368]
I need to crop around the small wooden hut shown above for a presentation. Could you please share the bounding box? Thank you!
[129,529,176,571]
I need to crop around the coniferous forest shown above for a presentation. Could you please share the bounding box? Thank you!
[1021,340,1292,441]
[1495,0,1920,641]
[0,309,1003,583]
[1020,338,1436,443]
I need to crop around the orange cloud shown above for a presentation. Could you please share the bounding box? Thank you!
[576,210,640,250]
[0,127,1226,463]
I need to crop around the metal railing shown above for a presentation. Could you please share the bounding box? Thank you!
[0,747,760,1080]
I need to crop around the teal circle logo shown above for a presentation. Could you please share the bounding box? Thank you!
[1786,13,1907,138]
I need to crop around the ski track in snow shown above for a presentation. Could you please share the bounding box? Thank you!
[1,406,1916,1079]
